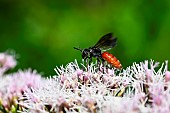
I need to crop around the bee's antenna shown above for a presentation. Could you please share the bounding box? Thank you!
[73,47,82,52]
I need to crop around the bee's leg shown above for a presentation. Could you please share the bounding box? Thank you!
[83,57,89,71]
[106,64,109,73]
[98,58,105,73]
[87,57,93,71]
[89,56,92,65]
[105,63,112,73]
[96,58,100,71]
[97,58,100,67]
[102,59,107,73]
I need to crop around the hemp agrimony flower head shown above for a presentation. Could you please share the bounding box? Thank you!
[0,52,45,113]
[19,59,170,113]
[0,52,17,75]
[0,69,45,113]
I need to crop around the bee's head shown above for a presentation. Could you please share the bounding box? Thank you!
[74,47,90,59]
[82,49,90,59]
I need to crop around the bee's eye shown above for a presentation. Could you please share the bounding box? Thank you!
[82,49,88,55]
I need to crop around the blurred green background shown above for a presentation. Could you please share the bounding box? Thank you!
[0,0,170,76]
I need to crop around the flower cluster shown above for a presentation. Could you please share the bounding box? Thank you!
[0,51,169,113]
[19,60,170,113]
[0,52,44,113]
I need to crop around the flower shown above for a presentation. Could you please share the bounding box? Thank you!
[0,51,45,113]
[19,60,170,113]
[0,69,44,113]
[0,52,17,75]
[165,71,170,82]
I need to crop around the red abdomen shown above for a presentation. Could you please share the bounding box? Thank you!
[102,52,122,69]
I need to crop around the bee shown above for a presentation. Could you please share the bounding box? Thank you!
[74,33,122,69]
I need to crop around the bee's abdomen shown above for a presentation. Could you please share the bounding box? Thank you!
[102,52,122,69]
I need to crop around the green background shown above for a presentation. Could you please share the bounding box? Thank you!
[0,0,170,76]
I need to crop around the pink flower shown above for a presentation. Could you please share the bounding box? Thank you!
[8,69,43,94]
[0,69,44,112]
[0,52,17,75]
[165,71,170,82]
[153,95,162,106]
[76,69,83,76]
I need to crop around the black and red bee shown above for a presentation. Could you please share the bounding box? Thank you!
[74,33,122,69]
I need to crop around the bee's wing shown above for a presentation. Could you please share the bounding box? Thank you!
[93,33,117,51]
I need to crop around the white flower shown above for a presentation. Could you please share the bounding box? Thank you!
[19,60,170,113]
